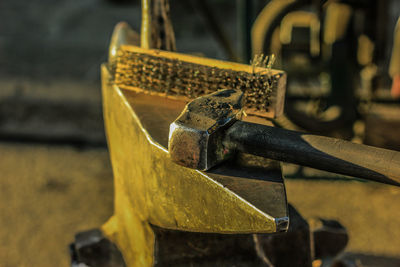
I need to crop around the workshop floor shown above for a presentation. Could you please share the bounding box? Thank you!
[1,142,400,267]
[0,143,113,267]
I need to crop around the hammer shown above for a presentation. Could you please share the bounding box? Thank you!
[169,89,400,186]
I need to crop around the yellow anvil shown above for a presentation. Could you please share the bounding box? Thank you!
[100,23,288,267]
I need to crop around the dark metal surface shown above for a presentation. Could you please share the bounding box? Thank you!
[152,205,314,267]
[70,229,126,267]
[312,219,348,259]
[70,209,348,267]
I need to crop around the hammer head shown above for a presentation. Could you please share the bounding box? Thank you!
[169,89,244,170]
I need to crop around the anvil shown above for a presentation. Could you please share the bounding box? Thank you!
[99,23,288,267]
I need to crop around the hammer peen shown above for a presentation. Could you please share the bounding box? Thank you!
[168,89,400,186]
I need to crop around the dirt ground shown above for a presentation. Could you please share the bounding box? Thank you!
[0,143,113,267]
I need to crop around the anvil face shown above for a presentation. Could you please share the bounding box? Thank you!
[101,63,288,266]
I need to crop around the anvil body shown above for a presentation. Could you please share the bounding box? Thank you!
[100,63,288,266]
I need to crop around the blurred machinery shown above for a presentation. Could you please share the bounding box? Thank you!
[252,0,400,146]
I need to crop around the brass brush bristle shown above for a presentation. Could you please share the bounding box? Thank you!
[114,45,286,118]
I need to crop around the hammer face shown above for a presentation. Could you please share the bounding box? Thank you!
[169,89,244,170]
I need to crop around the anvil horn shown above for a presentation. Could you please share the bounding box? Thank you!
[108,22,140,67]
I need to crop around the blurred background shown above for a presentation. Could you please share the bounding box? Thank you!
[1,0,400,266]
